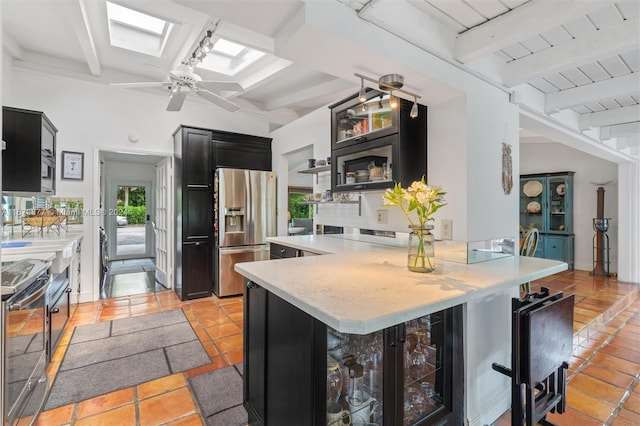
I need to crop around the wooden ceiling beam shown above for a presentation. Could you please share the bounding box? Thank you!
[504,17,639,87]
[545,73,640,113]
[60,0,101,76]
[454,0,616,63]
[580,105,640,130]
[600,122,640,140]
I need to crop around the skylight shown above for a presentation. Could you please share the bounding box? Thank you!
[212,39,245,57]
[106,1,174,57]
[197,37,265,76]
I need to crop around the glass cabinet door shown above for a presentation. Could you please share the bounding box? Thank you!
[546,176,571,233]
[326,329,384,425]
[402,314,445,425]
[334,92,394,147]
[520,177,545,232]
[332,133,396,193]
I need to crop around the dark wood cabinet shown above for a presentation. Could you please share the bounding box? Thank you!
[329,89,427,193]
[174,127,213,300]
[178,242,213,300]
[243,280,463,426]
[173,126,272,300]
[2,106,57,195]
[213,132,271,171]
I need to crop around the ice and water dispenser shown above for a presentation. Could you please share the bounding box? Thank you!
[224,207,245,233]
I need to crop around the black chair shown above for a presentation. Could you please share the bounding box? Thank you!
[493,287,575,426]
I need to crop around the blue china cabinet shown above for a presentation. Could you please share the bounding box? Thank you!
[520,172,575,269]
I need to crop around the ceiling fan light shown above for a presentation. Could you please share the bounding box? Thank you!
[195,48,206,60]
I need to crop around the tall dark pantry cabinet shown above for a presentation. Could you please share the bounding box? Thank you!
[173,126,272,300]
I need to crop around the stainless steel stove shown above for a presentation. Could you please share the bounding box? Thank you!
[1,259,51,425]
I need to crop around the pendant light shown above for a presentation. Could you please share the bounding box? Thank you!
[354,72,421,118]
[389,90,398,109]
[410,96,418,119]
[358,77,367,103]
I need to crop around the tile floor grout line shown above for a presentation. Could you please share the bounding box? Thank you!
[569,303,640,381]
[604,373,640,426]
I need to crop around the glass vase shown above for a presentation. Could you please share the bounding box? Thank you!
[408,225,435,273]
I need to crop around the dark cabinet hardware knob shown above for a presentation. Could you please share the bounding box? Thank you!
[51,307,60,314]
[247,282,259,289]
[65,288,72,293]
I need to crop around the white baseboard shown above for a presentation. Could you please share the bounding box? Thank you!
[468,386,511,426]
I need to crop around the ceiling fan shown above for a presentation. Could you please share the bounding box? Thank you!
[111,64,243,112]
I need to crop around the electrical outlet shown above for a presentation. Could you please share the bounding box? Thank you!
[377,210,388,224]
[441,219,453,240]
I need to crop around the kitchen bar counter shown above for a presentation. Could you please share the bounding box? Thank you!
[235,234,567,334]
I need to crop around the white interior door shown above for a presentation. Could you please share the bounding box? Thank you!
[154,158,172,287]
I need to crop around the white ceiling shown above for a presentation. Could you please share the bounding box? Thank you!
[2,0,639,158]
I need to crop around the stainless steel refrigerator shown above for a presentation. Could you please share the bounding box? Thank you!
[214,168,276,296]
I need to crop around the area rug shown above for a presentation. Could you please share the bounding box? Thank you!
[188,364,248,426]
[45,309,211,410]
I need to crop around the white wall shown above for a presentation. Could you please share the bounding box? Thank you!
[520,143,619,273]
[2,64,271,302]
[271,85,520,426]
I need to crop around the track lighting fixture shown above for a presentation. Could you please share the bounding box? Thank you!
[354,72,421,118]
[186,24,219,68]
[410,96,418,119]
[358,77,367,102]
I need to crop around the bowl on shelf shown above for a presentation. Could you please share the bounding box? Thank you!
[355,169,369,182]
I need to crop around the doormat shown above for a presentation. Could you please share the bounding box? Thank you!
[189,364,248,426]
[45,309,210,410]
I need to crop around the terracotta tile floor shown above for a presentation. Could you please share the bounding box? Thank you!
[494,270,640,426]
[36,289,245,425]
[35,270,638,425]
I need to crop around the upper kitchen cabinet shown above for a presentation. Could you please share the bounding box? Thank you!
[329,89,426,193]
[2,106,57,195]
[212,131,272,171]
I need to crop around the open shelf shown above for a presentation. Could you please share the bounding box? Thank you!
[297,165,331,183]
[298,195,362,216]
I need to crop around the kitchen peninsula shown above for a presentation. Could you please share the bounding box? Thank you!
[235,234,567,425]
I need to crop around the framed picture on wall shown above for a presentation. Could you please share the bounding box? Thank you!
[61,151,84,180]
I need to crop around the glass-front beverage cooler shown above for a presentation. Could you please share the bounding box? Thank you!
[326,307,462,425]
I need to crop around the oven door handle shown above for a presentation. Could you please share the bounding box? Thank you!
[8,275,50,311]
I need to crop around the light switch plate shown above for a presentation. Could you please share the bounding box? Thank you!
[377,210,388,224]
[441,219,453,240]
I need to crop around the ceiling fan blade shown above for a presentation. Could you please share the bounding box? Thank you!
[110,82,169,88]
[195,89,240,112]
[198,81,244,92]
[167,88,188,111]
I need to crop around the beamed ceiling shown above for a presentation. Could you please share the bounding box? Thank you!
[2,0,639,159]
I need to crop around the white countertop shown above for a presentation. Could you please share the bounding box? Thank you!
[1,227,84,273]
[235,235,567,334]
